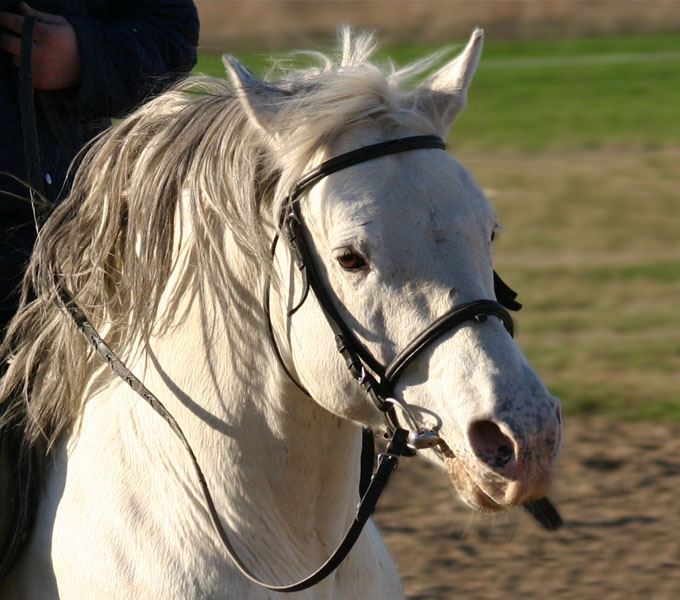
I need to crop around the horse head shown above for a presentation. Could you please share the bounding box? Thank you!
[224,29,561,515]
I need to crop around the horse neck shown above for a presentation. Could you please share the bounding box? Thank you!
[131,224,364,580]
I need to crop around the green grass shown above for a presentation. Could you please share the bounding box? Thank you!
[195,34,680,422]
[469,149,680,423]
[459,56,680,151]
[195,32,680,151]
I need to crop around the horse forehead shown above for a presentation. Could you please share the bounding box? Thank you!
[319,150,493,236]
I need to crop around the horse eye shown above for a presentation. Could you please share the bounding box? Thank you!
[336,250,367,271]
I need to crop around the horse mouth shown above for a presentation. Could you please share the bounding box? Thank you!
[439,442,550,512]
[442,448,506,512]
[466,482,505,512]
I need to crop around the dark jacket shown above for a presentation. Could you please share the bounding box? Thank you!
[0,0,199,330]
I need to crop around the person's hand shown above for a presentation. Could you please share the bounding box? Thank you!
[0,2,81,90]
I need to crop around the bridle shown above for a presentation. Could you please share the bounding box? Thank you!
[61,135,561,594]
[267,135,518,451]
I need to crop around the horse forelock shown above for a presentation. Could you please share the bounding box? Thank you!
[0,30,445,449]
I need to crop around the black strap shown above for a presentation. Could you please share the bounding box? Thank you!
[262,279,311,397]
[276,136,453,415]
[281,135,448,392]
[383,299,514,386]
[287,204,518,406]
[1,17,53,580]
[287,135,446,209]
[285,207,393,413]
[274,428,407,592]
[281,136,521,417]
[18,16,77,208]
[359,427,375,497]
[523,497,563,531]
[493,271,522,311]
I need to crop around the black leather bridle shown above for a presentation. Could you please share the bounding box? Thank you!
[61,135,560,595]
[268,135,519,450]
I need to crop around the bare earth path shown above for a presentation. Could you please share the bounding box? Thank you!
[374,417,680,599]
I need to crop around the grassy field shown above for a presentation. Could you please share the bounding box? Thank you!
[466,150,680,421]
[195,33,680,151]
[194,34,680,421]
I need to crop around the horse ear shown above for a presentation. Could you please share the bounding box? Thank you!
[415,28,484,136]
[222,55,289,136]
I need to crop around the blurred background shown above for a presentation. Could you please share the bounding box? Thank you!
[193,2,679,598]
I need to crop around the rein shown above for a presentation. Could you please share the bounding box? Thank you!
[58,286,411,593]
[59,135,560,594]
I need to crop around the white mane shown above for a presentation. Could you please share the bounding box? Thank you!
[0,31,439,447]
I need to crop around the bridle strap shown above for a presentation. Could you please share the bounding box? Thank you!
[493,271,522,311]
[19,17,45,201]
[383,299,514,386]
[262,281,311,397]
[284,207,390,402]
[270,135,449,413]
[279,135,517,414]
[287,135,447,209]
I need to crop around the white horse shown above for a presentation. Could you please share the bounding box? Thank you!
[0,29,561,599]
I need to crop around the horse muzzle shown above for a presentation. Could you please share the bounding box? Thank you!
[440,403,562,511]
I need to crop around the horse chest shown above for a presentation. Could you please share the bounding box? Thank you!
[8,403,405,600]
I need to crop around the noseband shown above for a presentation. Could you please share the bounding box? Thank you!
[269,135,518,450]
[63,135,559,596]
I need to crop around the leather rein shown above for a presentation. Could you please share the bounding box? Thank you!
[60,135,560,594]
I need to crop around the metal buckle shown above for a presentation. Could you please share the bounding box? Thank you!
[384,397,441,450]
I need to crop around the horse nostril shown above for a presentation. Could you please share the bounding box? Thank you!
[468,420,516,470]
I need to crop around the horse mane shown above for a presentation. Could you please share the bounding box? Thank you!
[0,30,440,449]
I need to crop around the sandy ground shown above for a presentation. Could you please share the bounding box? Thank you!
[373,417,680,599]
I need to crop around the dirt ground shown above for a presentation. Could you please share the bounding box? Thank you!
[373,417,680,599]
[195,0,680,50]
